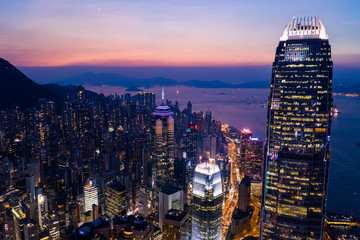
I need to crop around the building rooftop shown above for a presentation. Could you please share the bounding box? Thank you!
[241,128,252,134]
[164,209,188,222]
[240,175,252,187]
[160,184,182,195]
[280,17,328,41]
[106,180,125,192]
[113,215,150,232]
[152,105,174,116]
[195,162,220,176]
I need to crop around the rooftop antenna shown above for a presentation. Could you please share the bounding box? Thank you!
[161,87,165,103]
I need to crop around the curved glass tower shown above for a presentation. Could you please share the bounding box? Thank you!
[260,17,333,239]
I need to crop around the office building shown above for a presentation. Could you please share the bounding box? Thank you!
[84,178,98,212]
[24,220,39,240]
[47,213,60,240]
[151,105,175,188]
[163,209,190,240]
[37,192,48,229]
[192,162,223,240]
[260,17,333,239]
[240,128,252,162]
[113,215,152,240]
[12,206,26,240]
[151,104,175,223]
[238,175,251,212]
[105,180,126,219]
[159,185,183,230]
[244,137,263,177]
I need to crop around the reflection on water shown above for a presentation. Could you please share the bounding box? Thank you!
[85,85,360,218]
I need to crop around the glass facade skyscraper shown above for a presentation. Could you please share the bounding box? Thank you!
[192,162,223,240]
[151,105,175,189]
[151,104,175,224]
[260,17,333,239]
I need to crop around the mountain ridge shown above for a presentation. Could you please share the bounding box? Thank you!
[0,58,64,109]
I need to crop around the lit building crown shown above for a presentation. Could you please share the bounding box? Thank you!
[280,16,328,41]
[194,162,220,176]
[152,105,174,116]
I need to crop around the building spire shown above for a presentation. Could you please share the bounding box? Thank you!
[161,87,165,103]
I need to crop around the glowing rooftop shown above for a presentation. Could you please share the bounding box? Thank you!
[195,162,220,176]
[152,105,174,116]
[280,17,328,41]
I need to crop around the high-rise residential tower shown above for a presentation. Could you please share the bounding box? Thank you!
[260,17,333,239]
[192,162,223,240]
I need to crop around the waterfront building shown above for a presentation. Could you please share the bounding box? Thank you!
[260,17,333,239]
[105,180,127,219]
[192,162,223,240]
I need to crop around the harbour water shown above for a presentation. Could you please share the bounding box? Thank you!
[85,85,360,219]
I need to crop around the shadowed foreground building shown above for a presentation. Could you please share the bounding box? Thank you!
[192,162,223,240]
[260,17,333,239]
[162,209,190,240]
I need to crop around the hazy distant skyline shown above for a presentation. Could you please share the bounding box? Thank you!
[1,0,360,67]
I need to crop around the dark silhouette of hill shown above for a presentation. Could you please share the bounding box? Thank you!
[0,58,64,109]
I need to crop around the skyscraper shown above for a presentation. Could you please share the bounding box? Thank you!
[84,178,98,212]
[37,192,48,229]
[151,105,175,189]
[244,137,263,177]
[192,162,223,240]
[159,185,184,230]
[151,104,175,224]
[260,17,333,239]
[105,180,127,219]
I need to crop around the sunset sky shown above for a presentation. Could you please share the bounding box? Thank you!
[1,0,360,67]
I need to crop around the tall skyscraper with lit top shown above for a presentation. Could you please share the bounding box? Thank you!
[192,162,223,240]
[151,98,175,224]
[152,105,175,188]
[260,17,333,239]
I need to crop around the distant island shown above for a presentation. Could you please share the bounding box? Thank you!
[58,72,270,89]
[126,86,143,92]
